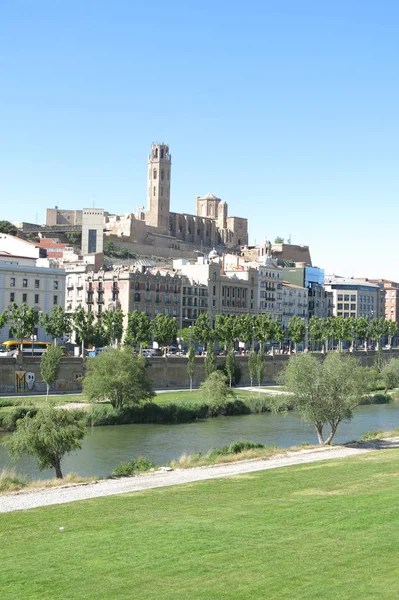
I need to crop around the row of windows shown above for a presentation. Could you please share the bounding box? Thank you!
[135,282,179,293]
[9,292,58,305]
[337,303,356,311]
[10,277,59,290]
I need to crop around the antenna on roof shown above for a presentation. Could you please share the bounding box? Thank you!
[288,234,291,244]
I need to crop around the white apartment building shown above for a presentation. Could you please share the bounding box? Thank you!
[0,258,66,343]
[324,276,384,319]
[257,257,283,321]
[282,281,308,330]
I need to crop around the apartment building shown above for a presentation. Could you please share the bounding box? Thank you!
[360,279,399,323]
[257,258,283,321]
[324,277,384,319]
[65,264,183,329]
[175,253,259,328]
[282,264,333,319]
[281,282,308,330]
[0,256,66,343]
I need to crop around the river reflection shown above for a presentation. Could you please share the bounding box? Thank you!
[1,403,399,480]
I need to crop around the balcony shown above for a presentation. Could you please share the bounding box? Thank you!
[66,283,74,290]
[86,295,94,305]
[97,297,105,304]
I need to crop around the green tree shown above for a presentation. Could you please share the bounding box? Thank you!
[354,316,370,351]
[72,308,95,355]
[124,311,151,350]
[233,314,256,348]
[278,352,371,445]
[200,371,235,416]
[3,406,86,479]
[205,341,217,378]
[100,309,124,346]
[104,239,116,255]
[0,309,8,333]
[40,344,64,400]
[83,347,154,409]
[65,231,80,246]
[274,236,284,244]
[215,314,236,351]
[225,345,236,388]
[387,321,398,349]
[255,314,274,348]
[193,313,214,350]
[255,351,265,395]
[9,303,39,352]
[151,314,177,350]
[381,358,399,394]
[248,348,257,388]
[287,316,306,353]
[187,343,196,391]
[40,307,71,344]
[308,316,323,351]
[0,220,17,235]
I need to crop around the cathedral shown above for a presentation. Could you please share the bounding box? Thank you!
[144,142,248,249]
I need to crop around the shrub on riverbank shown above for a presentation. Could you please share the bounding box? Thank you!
[168,440,280,468]
[359,393,391,405]
[111,457,156,477]
[0,468,27,492]
[0,407,39,431]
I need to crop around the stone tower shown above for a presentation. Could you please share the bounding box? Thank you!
[146,142,171,231]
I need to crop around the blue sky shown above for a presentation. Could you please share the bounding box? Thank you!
[1,1,399,279]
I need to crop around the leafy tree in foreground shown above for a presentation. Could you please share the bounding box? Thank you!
[287,316,306,353]
[225,345,236,388]
[255,351,265,395]
[3,406,86,479]
[381,358,399,394]
[40,307,71,344]
[187,343,196,392]
[9,303,39,351]
[72,308,95,355]
[0,220,17,235]
[40,344,64,401]
[205,342,217,379]
[124,311,151,350]
[200,371,235,416]
[83,347,154,409]
[193,313,214,351]
[151,314,177,350]
[278,352,371,445]
[0,309,8,332]
[248,348,257,388]
[100,309,124,346]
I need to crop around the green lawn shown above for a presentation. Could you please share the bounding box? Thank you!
[2,450,399,599]
[0,394,86,408]
[155,389,254,405]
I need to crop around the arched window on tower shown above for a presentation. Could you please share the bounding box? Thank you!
[161,187,163,196]
[161,170,164,181]
[160,148,164,159]
[153,186,156,196]
[154,148,158,158]
[153,169,157,179]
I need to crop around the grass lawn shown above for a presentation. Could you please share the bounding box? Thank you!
[154,389,254,405]
[0,394,86,408]
[2,450,399,599]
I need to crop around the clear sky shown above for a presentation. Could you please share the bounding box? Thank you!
[1,1,399,279]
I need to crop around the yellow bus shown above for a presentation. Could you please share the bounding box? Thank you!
[0,340,52,357]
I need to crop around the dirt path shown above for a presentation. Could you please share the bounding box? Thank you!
[3,440,398,514]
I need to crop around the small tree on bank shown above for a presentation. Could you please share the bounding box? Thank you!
[40,344,64,401]
[205,342,217,379]
[4,406,86,479]
[278,352,371,445]
[200,371,235,416]
[83,347,154,409]
[381,358,399,394]
[225,346,236,388]
[248,348,257,389]
[187,343,196,391]
[255,350,265,395]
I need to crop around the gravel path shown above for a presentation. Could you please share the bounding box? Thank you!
[1,443,389,514]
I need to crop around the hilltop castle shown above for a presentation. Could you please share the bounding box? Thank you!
[46,142,248,256]
[144,142,248,249]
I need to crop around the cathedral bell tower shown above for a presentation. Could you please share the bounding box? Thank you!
[146,142,171,232]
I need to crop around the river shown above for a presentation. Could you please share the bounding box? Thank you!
[1,403,399,480]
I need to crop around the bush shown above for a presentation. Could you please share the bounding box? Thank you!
[360,394,391,405]
[217,362,242,386]
[0,468,27,492]
[0,407,38,431]
[111,457,155,477]
[361,430,384,441]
